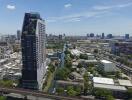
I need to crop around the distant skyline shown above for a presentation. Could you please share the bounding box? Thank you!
[0,0,132,36]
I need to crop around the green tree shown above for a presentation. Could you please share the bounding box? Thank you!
[127,88,132,98]
[0,80,14,88]
[70,53,74,59]
[106,95,115,100]
[73,44,76,49]
[115,71,121,78]
[64,50,71,55]
[65,61,72,69]
[77,63,83,68]
[0,96,6,100]
[65,54,72,70]
[48,63,55,73]
[93,49,98,54]
[67,86,77,96]
[55,68,70,80]
[88,63,94,67]
[56,87,64,95]
[83,72,91,95]
[12,44,20,52]
[75,86,82,95]
[94,88,113,99]
[87,66,94,74]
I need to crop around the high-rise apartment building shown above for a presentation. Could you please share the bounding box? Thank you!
[21,13,46,90]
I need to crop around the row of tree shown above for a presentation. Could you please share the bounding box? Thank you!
[0,96,6,100]
[56,86,82,96]
[116,57,132,68]
[94,88,115,100]
[55,49,72,80]
[0,80,14,88]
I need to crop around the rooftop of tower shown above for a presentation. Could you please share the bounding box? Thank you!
[25,12,42,20]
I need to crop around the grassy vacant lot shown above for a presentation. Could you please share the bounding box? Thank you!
[43,71,54,92]
[0,80,14,88]
[0,96,6,100]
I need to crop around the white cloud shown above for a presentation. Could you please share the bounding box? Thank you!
[65,17,81,22]
[64,4,72,8]
[47,2,132,23]
[6,4,16,10]
[117,3,132,8]
[93,3,132,10]
[47,10,108,23]
[47,19,57,23]
[93,6,113,10]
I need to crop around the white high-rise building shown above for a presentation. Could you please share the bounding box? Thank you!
[21,13,46,90]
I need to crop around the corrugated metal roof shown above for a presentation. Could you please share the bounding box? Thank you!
[93,77,114,85]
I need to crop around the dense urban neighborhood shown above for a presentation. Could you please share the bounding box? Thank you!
[0,26,132,100]
[0,1,132,99]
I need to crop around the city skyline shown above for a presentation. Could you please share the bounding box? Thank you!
[0,0,132,36]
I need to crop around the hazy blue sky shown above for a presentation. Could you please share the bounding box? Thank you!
[0,0,132,36]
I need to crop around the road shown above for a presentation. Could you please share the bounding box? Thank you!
[98,54,132,79]
[0,87,84,100]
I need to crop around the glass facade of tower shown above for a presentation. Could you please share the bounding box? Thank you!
[21,13,46,90]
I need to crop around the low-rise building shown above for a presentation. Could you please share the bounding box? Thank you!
[70,72,83,82]
[100,60,117,72]
[118,79,132,87]
[94,83,127,92]
[93,77,114,85]
[71,49,82,56]
[86,53,95,60]
[79,59,98,65]
[56,80,83,89]
[93,77,128,99]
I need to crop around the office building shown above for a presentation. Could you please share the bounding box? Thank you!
[21,13,46,90]
[17,30,21,40]
[107,34,113,39]
[59,34,63,40]
[87,33,90,37]
[101,33,105,39]
[90,33,94,37]
[111,42,132,55]
[125,34,129,40]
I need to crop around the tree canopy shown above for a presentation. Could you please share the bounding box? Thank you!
[56,87,64,95]
[83,72,91,95]
[67,86,77,96]
[93,49,98,54]
[0,80,14,88]
[0,96,6,100]
[55,67,70,80]
[127,88,132,99]
[94,88,114,99]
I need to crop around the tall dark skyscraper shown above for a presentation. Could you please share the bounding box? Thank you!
[101,33,105,39]
[17,30,21,40]
[107,34,113,39]
[21,13,46,90]
[125,34,129,39]
[90,33,94,37]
